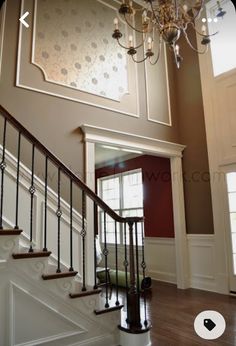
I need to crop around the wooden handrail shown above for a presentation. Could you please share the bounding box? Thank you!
[0,105,143,224]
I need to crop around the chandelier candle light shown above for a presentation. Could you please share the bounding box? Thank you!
[112,0,226,68]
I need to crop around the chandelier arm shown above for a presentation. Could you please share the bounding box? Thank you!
[117,37,145,50]
[149,39,162,65]
[150,1,162,28]
[190,22,219,37]
[131,54,149,64]
[124,13,148,34]
[192,0,204,22]
[183,30,209,54]
[174,0,179,20]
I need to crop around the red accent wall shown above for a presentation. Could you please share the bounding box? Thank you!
[96,155,174,238]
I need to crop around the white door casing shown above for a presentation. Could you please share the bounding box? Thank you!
[81,125,189,289]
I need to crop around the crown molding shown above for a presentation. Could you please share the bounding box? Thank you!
[81,124,185,158]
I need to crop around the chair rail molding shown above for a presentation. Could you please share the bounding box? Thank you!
[81,124,190,289]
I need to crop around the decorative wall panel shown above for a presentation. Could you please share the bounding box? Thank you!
[17,0,139,117]
[10,283,85,346]
[145,40,172,126]
[33,0,128,101]
[16,0,171,123]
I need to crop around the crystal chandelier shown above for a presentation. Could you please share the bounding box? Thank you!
[112,0,226,68]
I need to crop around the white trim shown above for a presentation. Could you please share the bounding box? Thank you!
[145,45,172,127]
[144,237,177,284]
[149,271,176,284]
[81,124,185,158]
[82,125,189,289]
[84,141,96,287]
[0,0,6,78]
[69,333,119,346]
[187,234,217,292]
[145,237,175,245]
[170,157,189,288]
[9,282,86,346]
[16,0,141,120]
[119,329,151,346]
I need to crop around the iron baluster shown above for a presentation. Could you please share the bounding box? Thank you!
[56,167,62,273]
[29,144,35,252]
[14,132,21,230]
[69,179,74,271]
[81,189,87,291]
[43,156,48,251]
[115,220,120,306]
[93,202,98,289]
[135,222,140,295]
[141,221,148,326]
[0,118,7,229]
[124,222,129,316]
[103,212,109,308]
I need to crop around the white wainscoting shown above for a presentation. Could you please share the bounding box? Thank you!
[187,234,217,292]
[144,235,217,292]
[0,145,83,275]
[145,237,177,284]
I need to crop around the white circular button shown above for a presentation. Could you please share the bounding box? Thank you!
[194,310,226,340]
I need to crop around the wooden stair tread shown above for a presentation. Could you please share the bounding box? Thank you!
[0,229,23,235]
[69,288,102,299]
[94,304,124,315]
[42,271,78,280]
[12,251,51,259]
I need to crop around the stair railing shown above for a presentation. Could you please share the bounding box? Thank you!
[0,105,150,333]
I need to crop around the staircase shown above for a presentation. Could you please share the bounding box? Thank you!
[0,105,151,346]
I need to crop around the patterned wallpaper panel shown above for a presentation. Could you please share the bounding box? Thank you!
[33,0,128,101]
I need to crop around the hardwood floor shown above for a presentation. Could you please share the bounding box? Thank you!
[115,281,236,345]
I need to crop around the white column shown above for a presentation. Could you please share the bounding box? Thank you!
[84,141,95,287]
[171,156,190,289]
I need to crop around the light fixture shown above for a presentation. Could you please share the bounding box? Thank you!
[112,0,226,68]
[121,148,143,154]
[102,145,120,151]
[101,145,143,154]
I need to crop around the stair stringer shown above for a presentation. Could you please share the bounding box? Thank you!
[0,257,120,346]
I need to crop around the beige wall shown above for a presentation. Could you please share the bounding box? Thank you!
[0,0,214,234]
[174,27,214,234]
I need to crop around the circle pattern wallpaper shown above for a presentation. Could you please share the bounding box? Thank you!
[33,0,129,101]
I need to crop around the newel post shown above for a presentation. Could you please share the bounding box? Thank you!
[126,220,141,330]
[119,220,151,346]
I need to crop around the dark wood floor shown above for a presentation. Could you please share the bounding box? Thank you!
[115,280,236,345]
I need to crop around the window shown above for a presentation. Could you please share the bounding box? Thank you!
[206,0,236,76]
[98,169,143,246]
